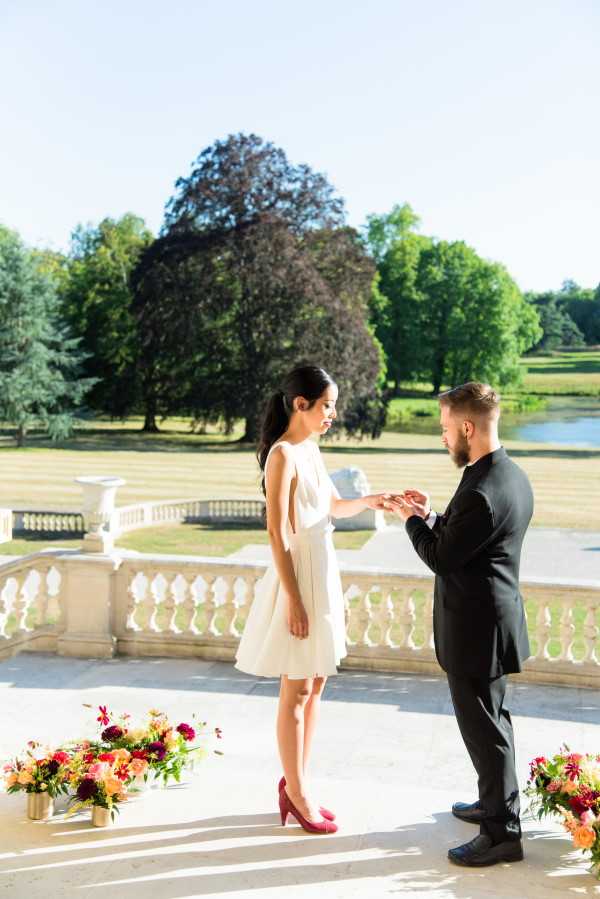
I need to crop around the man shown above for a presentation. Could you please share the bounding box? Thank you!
[385,382,533,867]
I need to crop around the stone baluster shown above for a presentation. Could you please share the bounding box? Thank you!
[220,575,237,637]
[534,600,552,660]
[179,576,199,635]
[163,573,181,634]
[375,584,394,649]
[203,574,219,636]
[582,603,599,664]
[423,593,435,652]
[125,574,142,632]
[395,588,416,650]
[146,571,162,633]
[356,584,373,647]
[557,599,576,662]
[31,567,51,629]
[14,576,31,634]
[342,581,361,646]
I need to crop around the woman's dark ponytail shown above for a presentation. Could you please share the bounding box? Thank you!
[257,365,335,497]
[257,392,290,495]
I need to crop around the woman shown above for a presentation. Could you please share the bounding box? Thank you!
[235,365,387,834]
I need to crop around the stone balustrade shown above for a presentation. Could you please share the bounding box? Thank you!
[12,510,85,536]
[0,509,12,543]
[11,499,265,539]
[0,550,598,687]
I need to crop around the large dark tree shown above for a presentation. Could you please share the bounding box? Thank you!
[133,134,384,438]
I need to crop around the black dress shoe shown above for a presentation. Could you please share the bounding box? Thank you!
[452,800,487,823]
[448,834,524,867]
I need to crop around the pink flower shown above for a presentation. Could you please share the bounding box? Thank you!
[547,779,561,793]
[129,758,148,777]
[581,810,596,826]
[87,762,109,780]
[176,723,195,742]
[97,705,110,726]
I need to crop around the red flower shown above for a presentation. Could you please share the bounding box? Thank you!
[115,764,129,782]
[569,787,600,818]
[97,705,110,726]
[131,750,148,760]
[176,723,195,742]
[102,725,124,742]
[83,752,96,764]
[52,751,71,766]
[98,752,116,764]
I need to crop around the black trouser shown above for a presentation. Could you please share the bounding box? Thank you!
[446,671,521,844]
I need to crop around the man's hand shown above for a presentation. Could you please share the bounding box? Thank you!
[383,495,419,523]
[401,488,431,519]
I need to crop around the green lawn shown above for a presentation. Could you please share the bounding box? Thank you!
[0,524,373,557]
[518,350,600,396]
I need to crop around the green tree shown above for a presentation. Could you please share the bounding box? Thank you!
[0,226,95,446]
[134,134,384,439]
[527,291,585,350]
[416,241,541,393]
[365,204,431,392]
[59,214,153,416]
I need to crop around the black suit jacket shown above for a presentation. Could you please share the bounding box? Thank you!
[405,447,533,678]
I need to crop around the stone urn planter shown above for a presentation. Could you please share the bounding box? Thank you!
[75,476,125,553]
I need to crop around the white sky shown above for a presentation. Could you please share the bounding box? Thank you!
[1,0,599,292]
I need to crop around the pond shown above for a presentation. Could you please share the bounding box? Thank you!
[397,397,600,447]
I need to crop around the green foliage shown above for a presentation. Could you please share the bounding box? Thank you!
[58,214,154,417]
[415,241,541,392]
[0,226,95,446]
[134,134,385,439]
[365,204,432,391]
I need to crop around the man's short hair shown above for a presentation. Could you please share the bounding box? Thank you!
[438,382,500,420]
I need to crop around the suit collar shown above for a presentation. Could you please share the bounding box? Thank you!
[460,446,506,481]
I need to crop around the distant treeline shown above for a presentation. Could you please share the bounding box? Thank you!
[0,133,597,445]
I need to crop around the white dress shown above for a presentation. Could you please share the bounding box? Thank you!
[235,440,347,679]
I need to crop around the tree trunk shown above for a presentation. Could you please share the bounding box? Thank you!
[242,414,259,444]
[142,393,159,432]
[16,425,26,447]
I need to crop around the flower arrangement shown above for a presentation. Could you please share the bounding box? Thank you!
[3,742,72,798]
[2,703,222,826]
[526,746,600,878]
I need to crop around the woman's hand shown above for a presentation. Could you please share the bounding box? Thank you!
[364,493,391,510]
[287,598,309,639]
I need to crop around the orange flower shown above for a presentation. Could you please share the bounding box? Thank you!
[573,825,596,850]
[104,775,123,796]
[17,769,34,785]
[561,779,579,794]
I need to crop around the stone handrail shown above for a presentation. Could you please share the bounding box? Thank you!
[1,550,598,687]
[112,498,265,534]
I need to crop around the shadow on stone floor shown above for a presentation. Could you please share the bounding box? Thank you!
[1,805,597,898]
[2,655,599,725]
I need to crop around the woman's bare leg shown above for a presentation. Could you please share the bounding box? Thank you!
[277,675,320,820]
[303,676,326,773]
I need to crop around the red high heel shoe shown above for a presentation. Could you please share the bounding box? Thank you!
[279,788,338,834]
[278,776,336,821]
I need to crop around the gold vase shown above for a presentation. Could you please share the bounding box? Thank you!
[27,792,54,820]
[91,805,111,827]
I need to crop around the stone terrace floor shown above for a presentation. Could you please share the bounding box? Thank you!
[1,654,600,899]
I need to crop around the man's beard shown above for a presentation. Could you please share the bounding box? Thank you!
[449,432,471,468]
